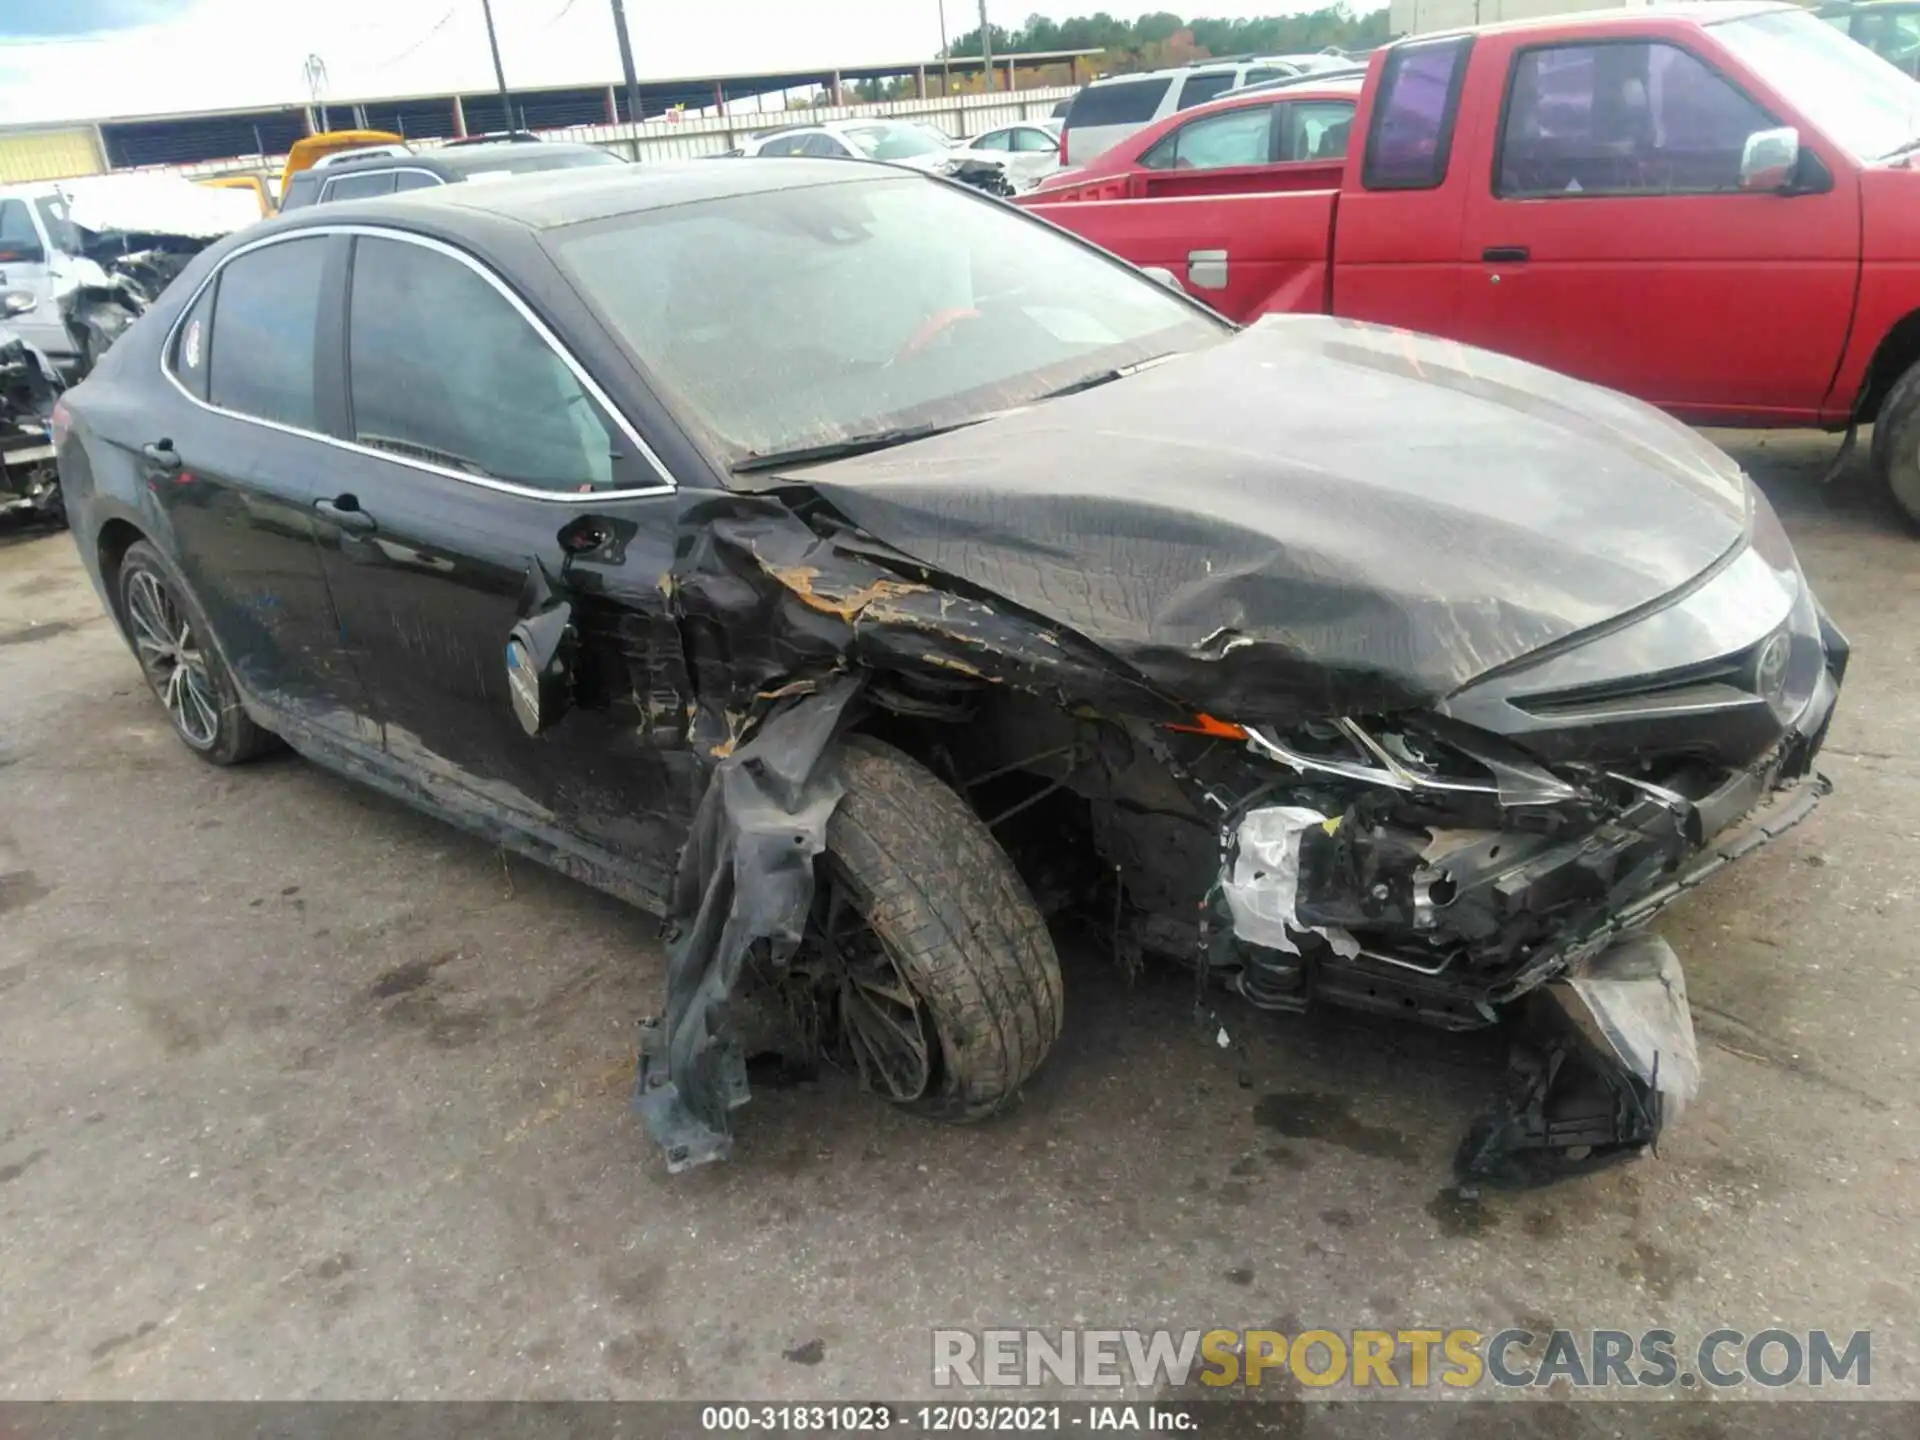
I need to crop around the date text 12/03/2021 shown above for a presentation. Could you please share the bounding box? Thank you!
[700,1407,1191,1432]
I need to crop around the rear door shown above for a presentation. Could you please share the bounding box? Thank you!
[142,233,376,737]
[1451,31,1858,421]
[310,230,696,881]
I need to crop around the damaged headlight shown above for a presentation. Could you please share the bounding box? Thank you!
[1237,715,1579,806]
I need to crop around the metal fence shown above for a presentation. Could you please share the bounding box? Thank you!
[151,87,1076,181]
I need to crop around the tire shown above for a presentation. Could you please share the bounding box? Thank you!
[117,540,277,766]
[812,735,1064,1123]
[1869,359,1920,530]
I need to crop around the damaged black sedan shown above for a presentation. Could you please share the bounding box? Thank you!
[54,160,1844,1185]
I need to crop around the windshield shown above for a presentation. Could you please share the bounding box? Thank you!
[842,123,950,160]
[551,174,1227,463]
[1712,7,1920,160]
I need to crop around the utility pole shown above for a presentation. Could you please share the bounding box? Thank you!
[610,0,643,123]
[976,0,993,91]
[479,0,515,133]
[937,0,950,96]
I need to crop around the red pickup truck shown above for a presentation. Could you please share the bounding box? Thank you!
[1023,2,1920,524]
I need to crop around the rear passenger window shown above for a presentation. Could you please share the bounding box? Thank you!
[168,279,217,402]
[1177,71,1239,110]
[322,171,398,202]
[1497,42,1775,197]
[347,236,621,493]
[392,171,441,193]
[1363,35,1473,190]
[1142,105,1276,170]
[972,130,1012,151]
[206,238,326,430]
[1067,76,1174,127]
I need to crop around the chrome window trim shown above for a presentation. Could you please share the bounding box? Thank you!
[159,222,678,500]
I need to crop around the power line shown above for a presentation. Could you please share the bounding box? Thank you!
[367,4,459,72]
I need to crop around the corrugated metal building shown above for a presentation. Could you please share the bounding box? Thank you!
[0,126,106,182]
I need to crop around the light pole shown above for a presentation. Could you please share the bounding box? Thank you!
[479,0,515,132]
[610,0,643,123]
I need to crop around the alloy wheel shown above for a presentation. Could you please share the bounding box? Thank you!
[125,568,221,750]
[800,862,935,1103]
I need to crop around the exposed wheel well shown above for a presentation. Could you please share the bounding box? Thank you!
[95,518,146,630]
[1856,310,1920,425]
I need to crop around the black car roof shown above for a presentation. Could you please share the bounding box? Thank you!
[283,157,907,233]
[317,141,617,180]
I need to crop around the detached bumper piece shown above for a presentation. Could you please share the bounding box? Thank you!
[1456,931,1700,1189]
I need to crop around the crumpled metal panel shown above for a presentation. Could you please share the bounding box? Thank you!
[766,317,1752,723]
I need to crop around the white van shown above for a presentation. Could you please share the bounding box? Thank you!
[1058,55,1346,165]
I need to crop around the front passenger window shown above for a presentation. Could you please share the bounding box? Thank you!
[347,236,621,493]
[1497,41,1774,196]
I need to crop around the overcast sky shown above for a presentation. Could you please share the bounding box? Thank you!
[0,0,1335,126]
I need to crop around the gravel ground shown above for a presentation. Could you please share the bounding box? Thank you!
[0,433,1914,1402]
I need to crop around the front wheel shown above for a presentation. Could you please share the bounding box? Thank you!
[118,540,277,765]
[792,736,1064,1123]
[1869,360,1920,530]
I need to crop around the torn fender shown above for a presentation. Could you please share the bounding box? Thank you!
[635,674,863,1171]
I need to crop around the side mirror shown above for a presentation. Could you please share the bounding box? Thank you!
[2,290,34,317]
[1739,127,1800,193]
[1140,265,1184,291]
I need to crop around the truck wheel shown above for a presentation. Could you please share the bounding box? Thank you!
[1869,360,1920,530]
[800,735,1064,1122]
[118,541,278,766]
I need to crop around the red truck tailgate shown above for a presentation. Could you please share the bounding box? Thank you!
[1025,190,1339,323]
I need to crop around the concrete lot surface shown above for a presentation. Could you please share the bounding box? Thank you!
[0,435,1915,1401]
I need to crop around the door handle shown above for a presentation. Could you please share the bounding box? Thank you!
[1482,246,1530,263]
[1186,248,1229,291]
[141,439,181,471]
[315,494,377,535]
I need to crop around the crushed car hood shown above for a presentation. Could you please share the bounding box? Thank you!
[774,315,1752,720]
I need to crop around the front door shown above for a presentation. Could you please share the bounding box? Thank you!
[141,232,376,740]
[0,196,72,363]
[1452,34,1859,425]
[310,232,698,889]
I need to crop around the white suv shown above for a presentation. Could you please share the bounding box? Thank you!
[1059,55,1345,165]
